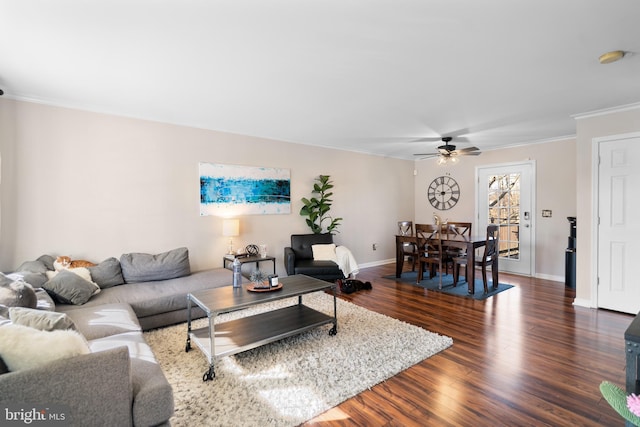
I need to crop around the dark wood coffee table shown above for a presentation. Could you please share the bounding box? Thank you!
[185,274,337,381]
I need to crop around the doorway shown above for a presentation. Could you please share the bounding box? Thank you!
[594,132,640,314]
[476,161,535,276]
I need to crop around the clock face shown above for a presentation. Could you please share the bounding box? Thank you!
[428,176,460,210]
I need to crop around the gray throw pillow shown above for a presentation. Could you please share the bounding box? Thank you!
[0,280,37,309]
[6,271,48,288]
[34,288,56,311]
[88,257,125,288]
[0,272,13,286]
[42,270,97,305]
[9,307,77,331]
[16,260,49,274]
[120,247,191,283]
[36,254,55,271]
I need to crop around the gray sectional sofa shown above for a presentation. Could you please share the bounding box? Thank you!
[0,248,241,426]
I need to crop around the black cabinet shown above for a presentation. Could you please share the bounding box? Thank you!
[565,217,576,289]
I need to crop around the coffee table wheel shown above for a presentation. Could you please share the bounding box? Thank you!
[329,325,337,336]
[185,339,191,352]
[203,367,215,382]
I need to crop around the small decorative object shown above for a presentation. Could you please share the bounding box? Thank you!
[629,393,640,417]
[250,270,270,289]
[245,244,259,256]
[268,275,279,287]
[599,381,640,426]
[232,258,242,288]
[260,244,267,258]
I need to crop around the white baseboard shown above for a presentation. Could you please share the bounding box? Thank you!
[359,259,395,269]
[534,273,564,283]
[359,260,566,285]
[572,298,594,309]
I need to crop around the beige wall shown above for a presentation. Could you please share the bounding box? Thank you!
[414,138,577,281]
[5,97,616,286]
[574,106,640,306]
[0,99,415,273]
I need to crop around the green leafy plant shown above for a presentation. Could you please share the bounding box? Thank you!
[300,175,343,234]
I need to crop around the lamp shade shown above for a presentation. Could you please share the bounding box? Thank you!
[222,219,240,237]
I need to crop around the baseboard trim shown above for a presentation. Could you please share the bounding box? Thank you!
[572,298,594,309]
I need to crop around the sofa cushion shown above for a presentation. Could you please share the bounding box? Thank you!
[90,332,174,427]
[294,259,343,277]
[63,302,141,341]
[120,247,191,283]
[9,307,76,331]
[89,257,125,289]
[42,269,99,305]
[0,324,90,371]
[56,269,233,320]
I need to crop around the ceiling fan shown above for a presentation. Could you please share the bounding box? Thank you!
[414,137,481,164]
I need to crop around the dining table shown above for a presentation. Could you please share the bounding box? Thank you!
[395,232,498,294]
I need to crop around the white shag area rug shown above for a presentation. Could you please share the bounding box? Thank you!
[144,292,453,427]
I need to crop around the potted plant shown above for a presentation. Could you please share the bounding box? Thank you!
[299,175,342,234]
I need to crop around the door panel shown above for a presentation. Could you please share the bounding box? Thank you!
[597,136,640,313]
[477,162,535,276]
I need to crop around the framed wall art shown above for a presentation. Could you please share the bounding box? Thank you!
[199,162,291,216]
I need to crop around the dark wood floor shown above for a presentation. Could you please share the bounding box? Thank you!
[304,263,633,426]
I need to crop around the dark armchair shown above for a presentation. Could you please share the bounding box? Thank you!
[284,233,344,282]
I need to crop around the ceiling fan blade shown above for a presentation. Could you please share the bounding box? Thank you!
[456,151,482,156]
[411,137,443,142]
[413,153,438,157]
[456,146,480,153]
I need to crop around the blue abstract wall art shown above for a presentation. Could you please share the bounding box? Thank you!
[199,162,291,216]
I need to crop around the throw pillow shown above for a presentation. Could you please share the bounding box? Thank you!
[0,280,38,309]
[6,271,48,288]
[120,247,191,283]
[16,260,49,274]
[0,272,13,286]
[9,307,77,331]
[34,288,56,311]
[0,324,90,371]
[36,254,56,271]
[42,270,99,305]
[311,244,338,262]
[88,257,125,288]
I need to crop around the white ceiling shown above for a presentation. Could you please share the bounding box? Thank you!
[2,0,640,160]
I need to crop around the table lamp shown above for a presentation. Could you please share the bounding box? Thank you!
[222,218,240,254]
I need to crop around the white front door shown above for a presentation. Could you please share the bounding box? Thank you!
[596,134,640,314]
[477,161,535,276]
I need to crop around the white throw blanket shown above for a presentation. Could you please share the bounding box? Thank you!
[335,246,360,278]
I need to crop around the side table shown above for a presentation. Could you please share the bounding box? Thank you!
[223,255,276,276]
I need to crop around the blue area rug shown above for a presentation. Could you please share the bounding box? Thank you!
[384,271,514,300]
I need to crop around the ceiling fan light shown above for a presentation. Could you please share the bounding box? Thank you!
[437,156,448,165]
[450,156,460,164]
[599,50,625,64]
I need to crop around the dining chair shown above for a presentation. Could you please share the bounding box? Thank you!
[442,222,472,273]
[452,224,499,293]
[415,223,452,289]
[398,221,418,272]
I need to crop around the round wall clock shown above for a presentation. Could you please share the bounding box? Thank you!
[428,176,460,210]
